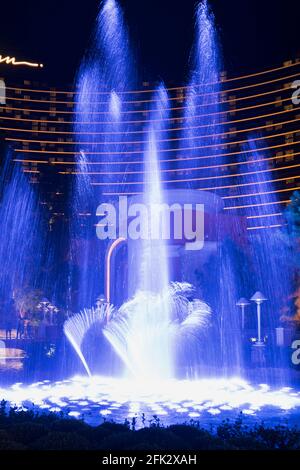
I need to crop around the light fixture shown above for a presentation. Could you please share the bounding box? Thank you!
[251,291,267,345]
[236,297,250,329]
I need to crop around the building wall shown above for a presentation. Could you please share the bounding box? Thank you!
[0,58,299,231]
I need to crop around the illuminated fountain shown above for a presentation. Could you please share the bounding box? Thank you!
[0,0,299,427]
[66,89,213,379]
[63,0,294,395]
[66,1,216,380]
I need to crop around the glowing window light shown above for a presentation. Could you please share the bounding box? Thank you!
[223,186,300,200]
[12,130,300,157]
[202,174,300,192]
[2,94,294,117]
[55,162,300,182]
[89,173,300,189]
[3,60,300,95]
[2,109,298,137]
[246,212,282,219]
[100,194,290,207]
[14,149,300,172]
[5,116,300,147]
[0,104,297,128]
[84,160,300,185]
[0,55,43,68]
[247,224,283,230]
[14,159,48,165]
[224,200,290,210]
[2,82,293,107]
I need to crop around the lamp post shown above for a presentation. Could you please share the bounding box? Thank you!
[250,291,267,345]
[236,298,250,330]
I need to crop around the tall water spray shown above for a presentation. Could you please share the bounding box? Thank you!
[180,0,223,179]
[0,151,45,315]
[113,86,173,379]
[140,86,170,295]
[237,136,293,382]
[71,0,135,310]
[67,82,212,378]
[102,87,174,379]
[181,1,242,375]
[66,0,237,380]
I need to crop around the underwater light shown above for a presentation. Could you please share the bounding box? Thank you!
[0,376,300,427]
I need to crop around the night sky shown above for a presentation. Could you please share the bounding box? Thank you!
[0,0,299,86]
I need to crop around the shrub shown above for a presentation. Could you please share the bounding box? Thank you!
[30,431,92,450]
[50,418,89,434]
[131,427,187,450]
[168,424,231,450]
[91,421,130,444]
[99,431,139,450]
[0,405,299,450]
[9,422,47,445]
[0,439,27,450]
[250,424,300,449]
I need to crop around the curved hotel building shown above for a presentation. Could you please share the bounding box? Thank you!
[0,57,300,232]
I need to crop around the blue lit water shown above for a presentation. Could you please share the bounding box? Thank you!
[1,375,300,429]
[0,0,297,430]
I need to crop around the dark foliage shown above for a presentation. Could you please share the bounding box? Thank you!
[0,402,299,450]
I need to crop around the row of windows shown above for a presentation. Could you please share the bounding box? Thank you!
[0,60,300,230]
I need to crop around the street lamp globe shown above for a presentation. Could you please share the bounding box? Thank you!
[251,291,267,345]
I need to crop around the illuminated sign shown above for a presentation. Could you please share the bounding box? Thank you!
[0,79,5,104]
[0,55,43,68]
